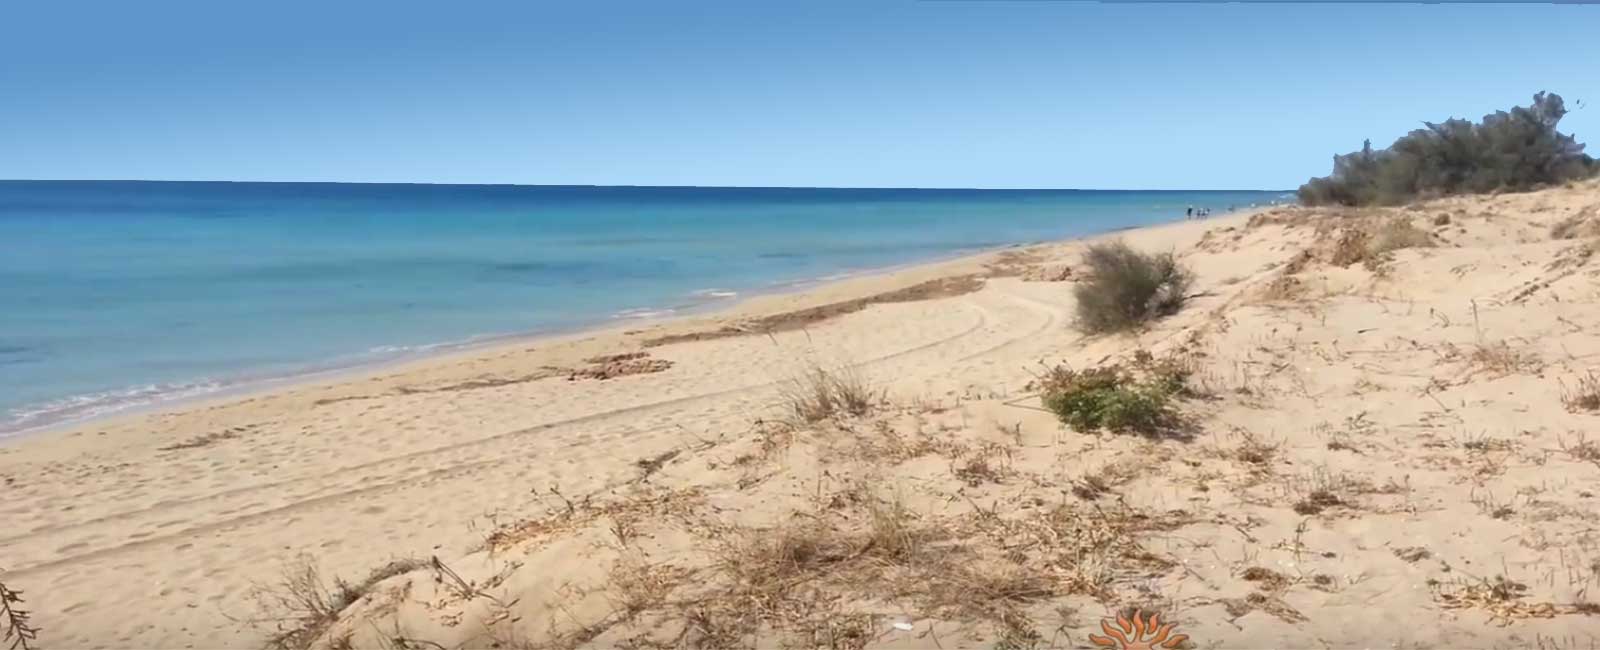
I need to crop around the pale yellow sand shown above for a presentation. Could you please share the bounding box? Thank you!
[5,181,1600,648]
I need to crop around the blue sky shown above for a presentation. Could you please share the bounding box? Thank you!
[1,1,1595,190]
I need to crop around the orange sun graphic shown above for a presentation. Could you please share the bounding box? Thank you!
[1088,610,1188,650]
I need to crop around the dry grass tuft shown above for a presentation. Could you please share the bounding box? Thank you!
[1558,433,1600,466]
[1550,208,1600,239]
[607,557,691,617]
[1327,227,1374,267]
[486,485,702,550]
[1256,272,1306,303]
[1428,574,1582,624]
[1293,490,1345,516]
[1393,546,1433,563]
[1368,219,1436,255]
[1239,566,1291,591]
[1316,217,1435,272]
[662,496,949,647]
[1468,341,1542,376]
[1470,489,1517,520]
[1562,372,1600,412]
[954,442,1014,487]
[588,484,1191,649]
[1289,468,1360,516]
[779,365,882,425]
[1071,472,1114,501]
[247,555,429,650]
[927,561,1055,624]
[248,555,355,650]
[1223,429,1280,469]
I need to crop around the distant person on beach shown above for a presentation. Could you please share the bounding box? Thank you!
[1186,205,1193,219]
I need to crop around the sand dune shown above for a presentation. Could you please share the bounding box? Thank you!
[6,180,1600,648]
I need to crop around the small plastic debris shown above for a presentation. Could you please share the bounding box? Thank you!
[892,622,914,631]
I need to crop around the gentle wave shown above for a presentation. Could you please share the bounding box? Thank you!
[611,307,676,320]
[0,181,1286,437]
[3,380,226,435]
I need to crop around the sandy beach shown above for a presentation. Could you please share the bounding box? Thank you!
[7,180,1600,648]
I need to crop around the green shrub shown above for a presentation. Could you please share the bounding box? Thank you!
[1038,364,1177,435]
[1299,92,1598,207]
[1073,242,1194,334]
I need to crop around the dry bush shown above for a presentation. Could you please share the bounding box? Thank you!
[964,501,1186,602]
[1551,208,1600,239]
[928,561,1053,622]
[249,556,427,650]
[1327,228,1374,267]
[249,555,353,650]
[582,480,1191,649]
[1072,242,1193,334]
[1,574,39,650]
[1256,272,1306,303]
[779,365,881,425]
[675,497,948,647]
[1368,219,1436,255]
[1562,372,1600,412]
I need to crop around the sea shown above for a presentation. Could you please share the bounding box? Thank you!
[0,181,1286,434]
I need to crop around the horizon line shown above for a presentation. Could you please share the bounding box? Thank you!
[0,178,1291,193]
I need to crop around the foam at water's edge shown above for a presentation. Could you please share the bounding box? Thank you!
[611,308,677,320]
[0,336,514,436]
[2,380,226,436]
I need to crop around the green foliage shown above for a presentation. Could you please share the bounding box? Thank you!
[1073,242,1194,334]
[1299,92,1598,206]
[1038,362,1179,435]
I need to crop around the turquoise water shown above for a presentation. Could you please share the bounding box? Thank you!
[0,181,1284,433]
